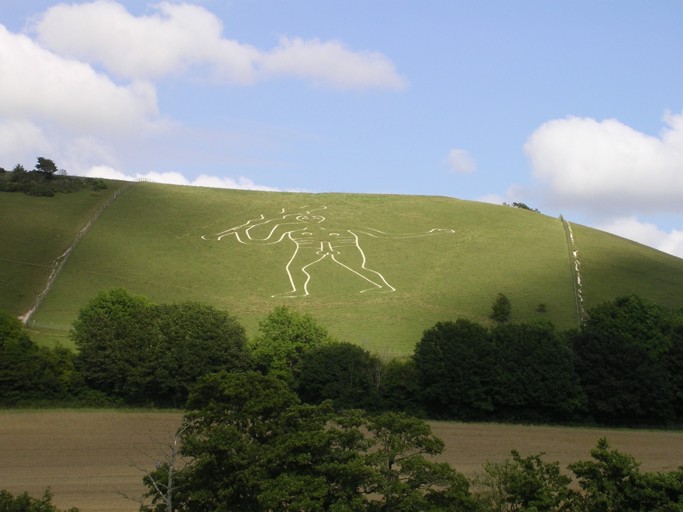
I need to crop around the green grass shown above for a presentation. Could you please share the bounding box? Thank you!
[572,223,683,312]
[4,182,683,353]
[0,183,127,315]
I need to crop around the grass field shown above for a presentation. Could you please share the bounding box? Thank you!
[3,182,683,353]
[1,410,682,512]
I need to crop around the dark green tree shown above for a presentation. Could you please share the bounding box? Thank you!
[251,305,331,384]
[490,293,512,323]
[490,321,583,421]
[667,310,683,421]
[72,288,159,401]
[473,450,574,512]
[153,301,251,405]
[34,157,59,176]
[144,371,369,511]
[297,341,381,410]
[143,371,476,511]
[572,295,674,424]
[413,319,496,419]
[11,164,27,178]
[362,412,476,511]
[378,358,422,415]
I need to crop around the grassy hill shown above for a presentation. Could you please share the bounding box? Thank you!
[2,182,683,354]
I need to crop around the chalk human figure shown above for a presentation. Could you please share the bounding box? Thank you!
[203,206,453,298]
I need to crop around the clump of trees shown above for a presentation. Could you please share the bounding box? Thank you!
[72,288,251,406]
[0,157,107,196]
[3,290,683,426]
[503,201,541,213]
[414,294,683,425]
[414,318,582,422]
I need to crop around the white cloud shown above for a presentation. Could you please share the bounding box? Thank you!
[32,1,406,90]
[597,216,683,259]
[192,174,280,191]
[261,37,407,90]
[33,1,258,84]
[446,148,476,173]
[477,193,505,205]
[0,25,160,136]
[0,120,51,165]
[81,166,280,191]
[525,112,683,214]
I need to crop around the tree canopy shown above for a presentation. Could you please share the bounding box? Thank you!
[297,341,382,410]
[572,295,675,424]
[142,371,476,512]
[72,289,250,405]
[414,319,495,419]
[251,305,332,384]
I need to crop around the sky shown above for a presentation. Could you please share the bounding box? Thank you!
[2,1,683,258]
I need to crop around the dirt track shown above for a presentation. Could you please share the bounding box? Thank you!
[1,410,682,511]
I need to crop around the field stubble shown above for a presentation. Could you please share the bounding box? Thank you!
[1,411,682,511]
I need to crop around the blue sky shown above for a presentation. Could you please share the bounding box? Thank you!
[2,1,683,257]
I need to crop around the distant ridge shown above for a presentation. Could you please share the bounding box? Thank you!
[2,181,682,353]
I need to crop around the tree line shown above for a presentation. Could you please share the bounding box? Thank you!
[0,157,107,196]
[2,290,683,426]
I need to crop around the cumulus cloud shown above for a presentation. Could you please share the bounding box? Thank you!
[33,1,406,89]
[261,37,407,90]
[0,25,160,136]
[446,148,477,173]
[525,112,683,214]
[82,166,281,191]
[597,216,683,259]
[33,1,258,83]
[0,120,51,165]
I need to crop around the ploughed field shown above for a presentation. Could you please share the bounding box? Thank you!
[2,410,682,512]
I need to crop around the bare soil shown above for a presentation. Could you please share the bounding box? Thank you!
[1,410,682,511]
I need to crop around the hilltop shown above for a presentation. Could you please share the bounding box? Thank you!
[2,181,682,354]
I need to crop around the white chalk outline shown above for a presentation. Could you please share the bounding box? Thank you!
[202,206,454,298]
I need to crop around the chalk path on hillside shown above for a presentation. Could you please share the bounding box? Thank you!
[20,182,135,324]
[203,206,454,298]
[561,216,585,325]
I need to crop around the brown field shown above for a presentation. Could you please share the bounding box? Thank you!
[1,410,682,512]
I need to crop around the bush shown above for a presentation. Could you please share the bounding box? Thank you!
[0,488,79,511]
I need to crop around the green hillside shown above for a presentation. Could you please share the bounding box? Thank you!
[0,182,128,315]
[3,182,683,354]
